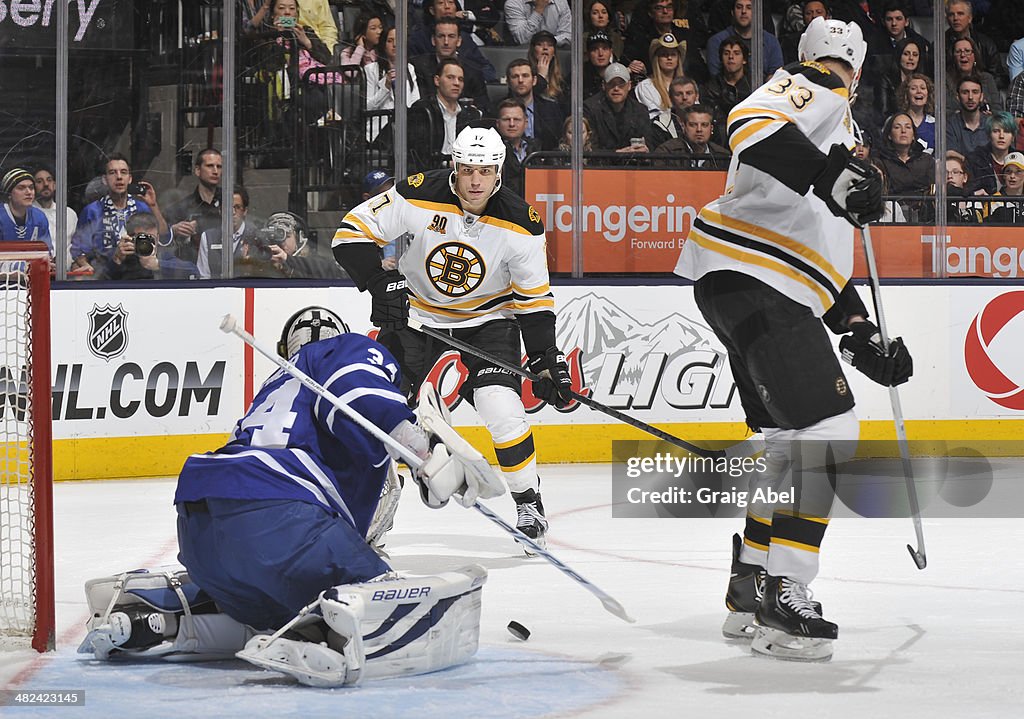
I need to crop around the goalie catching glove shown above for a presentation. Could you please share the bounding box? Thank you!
[391,383,505,508]
[839,321,913,387]
[528,347,574,408]
[812,144,884,228]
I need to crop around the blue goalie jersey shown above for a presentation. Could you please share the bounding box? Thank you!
[174,333,414,537]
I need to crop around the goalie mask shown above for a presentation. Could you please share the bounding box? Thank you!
[798,17,866,95]
[448,126,505,200]
[278,306,349,359]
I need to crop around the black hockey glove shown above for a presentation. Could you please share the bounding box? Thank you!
[812,144,884,228]
[839,321,913,387]
[366,269,409,330]
[527,347,574,408]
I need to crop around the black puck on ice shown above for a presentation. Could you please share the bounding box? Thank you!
[507,621,531,641]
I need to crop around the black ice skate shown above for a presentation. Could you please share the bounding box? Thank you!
[722,533,765,640]
[752,574,837,662]
[512,488,548,556]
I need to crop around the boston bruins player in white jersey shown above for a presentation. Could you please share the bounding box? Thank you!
[333,127,572,550]
[676,18,913,661]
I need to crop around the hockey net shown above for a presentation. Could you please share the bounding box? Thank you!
[0,244,54,652]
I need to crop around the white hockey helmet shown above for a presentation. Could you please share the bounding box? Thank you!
[798,16,866,89]
[449,126,506,199]
[278,306,349,359]
[451,126,506,169]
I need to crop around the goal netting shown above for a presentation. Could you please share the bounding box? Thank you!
[0,244,54,652]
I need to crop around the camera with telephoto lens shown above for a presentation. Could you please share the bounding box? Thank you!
[252,224,289,258]
[132,233,156,257]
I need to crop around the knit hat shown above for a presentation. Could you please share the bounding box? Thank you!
[2,168,34,195]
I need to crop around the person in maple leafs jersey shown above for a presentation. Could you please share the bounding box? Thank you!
[332,126,569,552]
[676,17,913,661]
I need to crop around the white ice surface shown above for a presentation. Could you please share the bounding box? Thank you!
[2,464,1023,717]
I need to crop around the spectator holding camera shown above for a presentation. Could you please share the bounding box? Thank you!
[164,148,223,266]
[70,153,167,276]
[104,212,198,281]
[236,211,345,279]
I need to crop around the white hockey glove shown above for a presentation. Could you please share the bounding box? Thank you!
[812,144,884,228]
[415,382,505,508]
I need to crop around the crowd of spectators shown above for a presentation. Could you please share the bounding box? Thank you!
[6,0,1022,276]
[279,0,1018,223]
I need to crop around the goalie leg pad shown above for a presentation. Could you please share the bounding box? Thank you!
[343,564,487,682]
[751,626,834,662]
[78,567,254,661]
[473,385,537,493]
[238,565,487,687]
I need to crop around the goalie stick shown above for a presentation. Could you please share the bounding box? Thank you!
[406,318,735,459]
[219,314,635,622]
[859,227,927,570]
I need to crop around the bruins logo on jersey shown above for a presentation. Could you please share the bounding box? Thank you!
[426,242,486,297]
[408,173,425,188]
[528,205,540,224]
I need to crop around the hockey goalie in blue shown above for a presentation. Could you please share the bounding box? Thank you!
[78,306,503,687]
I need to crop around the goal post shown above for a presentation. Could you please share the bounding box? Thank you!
[1,243,54,652]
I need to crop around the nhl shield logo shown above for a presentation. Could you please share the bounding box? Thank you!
[88,304,129,360]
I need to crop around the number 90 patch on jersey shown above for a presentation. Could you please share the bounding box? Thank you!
[426,242,486,297]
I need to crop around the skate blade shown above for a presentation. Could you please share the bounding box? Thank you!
[750,626,833,662]
[722,611,756,641]
[237,636,350,687]
[516,534,547,557]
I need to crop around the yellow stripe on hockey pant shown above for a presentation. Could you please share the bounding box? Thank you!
[747,512,772,526]
[700,209,846,288]
[687,228,834,310]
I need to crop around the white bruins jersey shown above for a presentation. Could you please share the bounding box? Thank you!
[676,62,857,316]
[333,170,553,328]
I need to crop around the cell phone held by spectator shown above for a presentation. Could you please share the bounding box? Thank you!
[127,181,147,197]
[278,16,297,29]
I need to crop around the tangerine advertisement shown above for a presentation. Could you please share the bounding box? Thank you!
[525,168,1024,278]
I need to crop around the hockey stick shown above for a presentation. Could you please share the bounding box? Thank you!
[858,227,927,570]
[406,318,724,458]
[219,314,636,622]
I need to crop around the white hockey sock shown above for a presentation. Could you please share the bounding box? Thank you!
[473,385,538,493]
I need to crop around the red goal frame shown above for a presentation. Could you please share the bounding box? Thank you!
[1,242,54,652]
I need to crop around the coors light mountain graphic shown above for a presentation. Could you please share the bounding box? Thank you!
[555,292,736,411]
